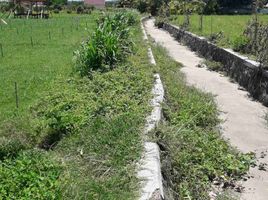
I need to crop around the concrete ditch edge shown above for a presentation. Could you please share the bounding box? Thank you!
[138,17,164,200]
[161,22,268,106]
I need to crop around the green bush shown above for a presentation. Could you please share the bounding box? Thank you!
[75,5,93,14]
[74,12,136,77]
[204,60,223,72]
[76,5,83,14]
[53,9,60,14]
[74,27,122,76]
[0,138,28,160]
[232,35,249,53]
[0,150,62,199]
[0,3,14,12]
[244,19,268,68]
[155,16,168,28]
[136,0,148,13]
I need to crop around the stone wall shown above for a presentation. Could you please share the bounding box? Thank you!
[162,22,268,106]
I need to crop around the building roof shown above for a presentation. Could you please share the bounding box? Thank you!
[84,0,105,7]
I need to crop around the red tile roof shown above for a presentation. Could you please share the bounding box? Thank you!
[84,0,105,7]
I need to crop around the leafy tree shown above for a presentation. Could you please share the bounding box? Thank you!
[117,0,136,8]
[49,0,67,6]
[203,0,218,14]
[147,0,165,16]
[135,0,148,13]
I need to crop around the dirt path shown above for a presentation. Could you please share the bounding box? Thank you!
[144,19,268,200]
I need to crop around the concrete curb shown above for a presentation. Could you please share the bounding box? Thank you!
[138,17,165,200]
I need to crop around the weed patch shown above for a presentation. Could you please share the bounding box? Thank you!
[202,60,224,72]
[0,150,62,199]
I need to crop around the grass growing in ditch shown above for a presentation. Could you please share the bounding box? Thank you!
[152,45,253,199]
[0,11,154,199]
[170,15,268,50]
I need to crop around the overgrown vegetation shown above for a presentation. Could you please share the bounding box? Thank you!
[244,19,268,69]
[0,11,154,199]
[153,45,253,199]
[0,150,62,199]
[74,12,137,76]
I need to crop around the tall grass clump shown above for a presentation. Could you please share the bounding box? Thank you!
[74,12,138,77]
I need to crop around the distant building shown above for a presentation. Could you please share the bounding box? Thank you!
[68,0,105,8]
[0,0,47,4]
[84,0,104,8]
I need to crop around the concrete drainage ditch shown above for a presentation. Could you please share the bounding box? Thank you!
[138,17,165,200]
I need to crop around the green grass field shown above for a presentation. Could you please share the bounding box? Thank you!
[170,14,268,49]
[0,11,155,199]
[0,13,98,122]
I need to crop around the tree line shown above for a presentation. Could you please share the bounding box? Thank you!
[118,0,268,15]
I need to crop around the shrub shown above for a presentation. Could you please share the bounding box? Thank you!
[232,35,250,53]
[0,138,27,160]
[244,19,268,69]
[204,60,223,72]
[74,12,136,77]
[76,5,93,14]
[155,17,168,28]
[15,6,25,14]
[136,0,148,13]
[76,5,84,14]
[0,3,14,12]
[53,9,60,14]
[53,4,63,11]
[0,119,32,160]
[74,27,122,76]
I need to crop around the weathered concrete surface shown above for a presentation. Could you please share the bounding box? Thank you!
[138,142,164,200]
[144,18,268,200]
[162,22,268,107]
[138,74,165,200]
[138,20,164,200]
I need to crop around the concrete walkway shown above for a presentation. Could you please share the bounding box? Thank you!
[144,19,268,200]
